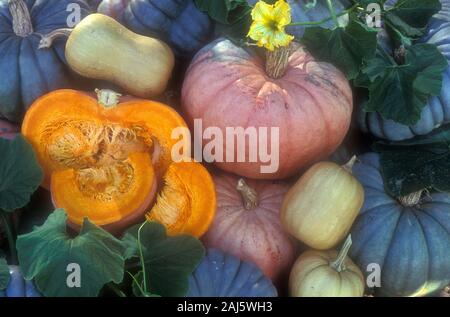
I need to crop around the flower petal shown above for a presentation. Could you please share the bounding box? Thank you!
[272,0,292,27]
[251,0,274,22]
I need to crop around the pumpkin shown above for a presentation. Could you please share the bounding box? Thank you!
[147,161,216,238]
[21,89,189,232]
[122,0,212,57]
[0,119,19,140]
[187,249,278,297]
[350,153,450,297]
[281,158,364,250]
[0,0,91,122]
[87,0,103,10]
[182,39,353,180]
[0,266,41,297]
[39,13,174,98]
[358,6,450,141]
[203,172,295,283]
[97,0,129,19]
[289,235,364,297]
[247,0,350,38]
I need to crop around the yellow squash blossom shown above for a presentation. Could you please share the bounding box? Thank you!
[248,0,294,51]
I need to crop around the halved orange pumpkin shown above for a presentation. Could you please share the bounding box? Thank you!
[147,161,216,237]
[22,89,190,231]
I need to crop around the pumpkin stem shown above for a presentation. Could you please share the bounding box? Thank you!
[265,45,291,79]
[394,46,406,65]
[329,235,352,273]
[38,28,73,49]
[236,179,259,210]
[398,190,423,207]
[343,156,358,173]
[95,89,122,108]
[9,0,33,37]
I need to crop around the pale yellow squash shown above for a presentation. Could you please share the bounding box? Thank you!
[289,236,365,297]
[39,14,174,98]
[281,158,364,250]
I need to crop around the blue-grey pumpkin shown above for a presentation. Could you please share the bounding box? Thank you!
[247,0,350,38]
[0,0,91,123]
[187,249,278,297]
[358,1,450,141]
[122,0,212,57]
[350,153,450,297]
[0,265,41,297]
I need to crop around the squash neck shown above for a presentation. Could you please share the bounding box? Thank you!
[329,235,353,272]
[265,45,291,79]
[236,179,259,210]
[9,0,33,37]
[398,190,423,207]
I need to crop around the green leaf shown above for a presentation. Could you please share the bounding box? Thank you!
[130,271,160,297]
[0,135,43,212]
[384,0,441,46]
[16,209,125,297]
[362,43,448,125]
[196,0,252,40]
[0,257,10,290]
[195,0,251,24]
[301,16,378,80]
[122,222,204,297]
[373,124,450,197]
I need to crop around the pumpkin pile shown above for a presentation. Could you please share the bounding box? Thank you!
[1,0,450,299]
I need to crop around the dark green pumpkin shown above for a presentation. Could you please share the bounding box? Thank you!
[0,0,91,122]
[350,153,450,297]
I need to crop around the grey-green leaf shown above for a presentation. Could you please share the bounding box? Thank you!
[122,221,205,297]
[301,17,378,80]
[363,44,448,125]
[0,135,43,212]
[374,124,450,196]
[16,209,126,297]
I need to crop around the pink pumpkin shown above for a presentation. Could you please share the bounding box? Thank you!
[203,171,296,283]
[182,39,353,179]
[0,119,19,140]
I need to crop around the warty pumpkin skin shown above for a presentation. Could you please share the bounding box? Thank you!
[289,236,364,297]
[350,153,450,297]
[182,39,353,180]
[147,161,216,238]
[0,0,91,122]
[21,89,190,231]
[39,14,175,98]
[123,0,212,57]
[281,158,364,250]
[203,172,296,283]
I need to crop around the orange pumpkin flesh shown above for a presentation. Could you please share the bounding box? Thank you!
[21,89,189,230]
[147,161,216,238]
[22,89,189,188]
[51,152,157,227]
